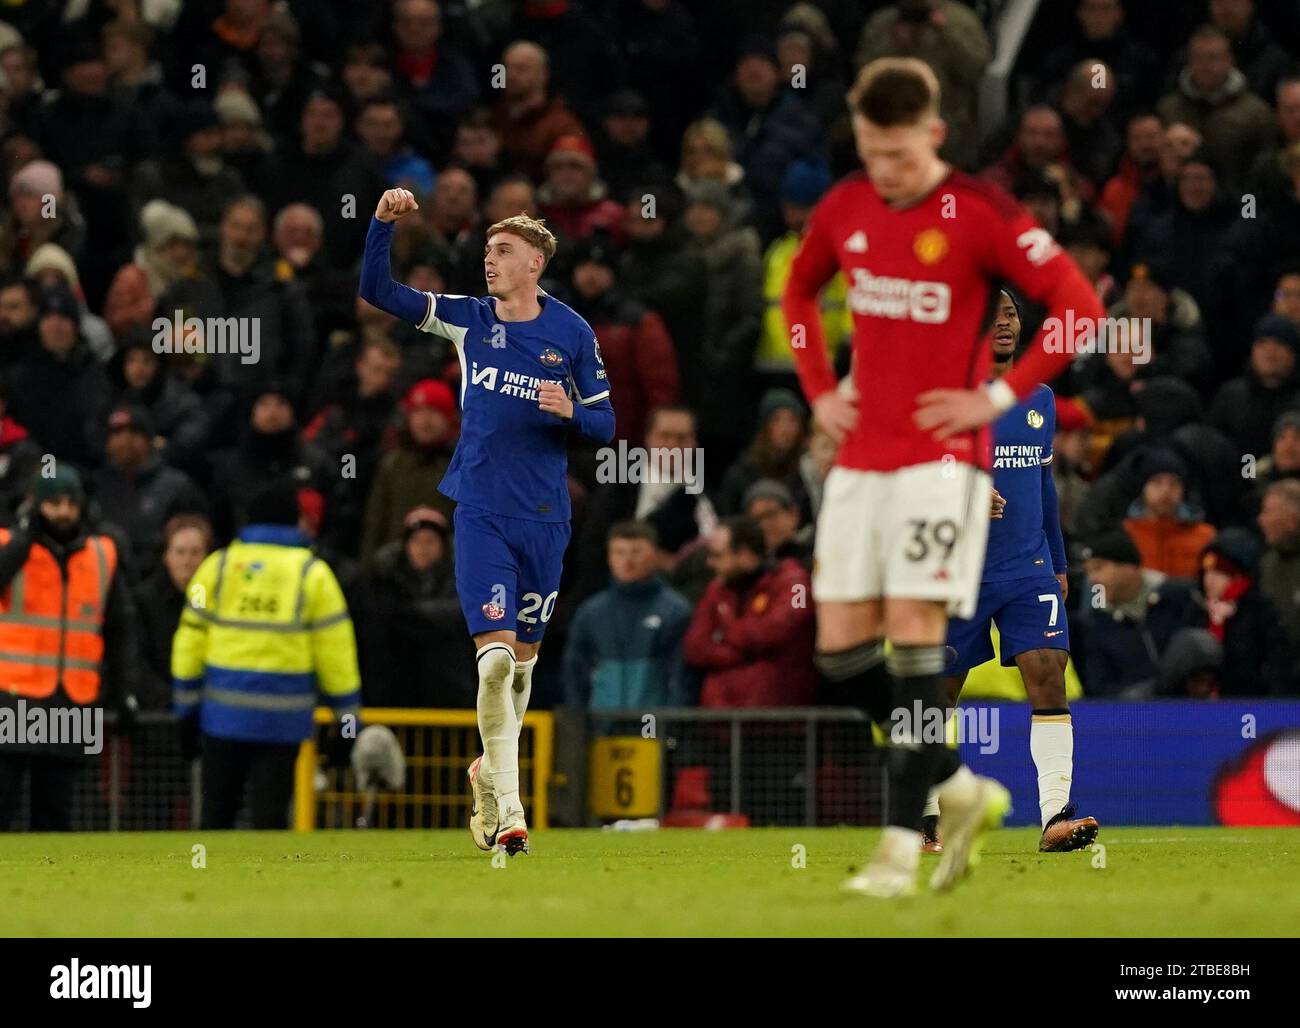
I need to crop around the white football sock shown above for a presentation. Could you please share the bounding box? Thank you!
[922,792,941,819]
[476,643,521,815]
[512,654,536,733]
[1030,712,1073,828]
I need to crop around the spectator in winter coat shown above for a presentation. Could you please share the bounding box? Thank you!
[1033,0,1161,116]
[390,0,479,162]
[1257,478,1300,649]
[680,182,762,471]
[0,159,87,279]
[593,89,671,201]
[1124,152,1236,319]
[1209,313,1300,459]
[269,203,357,343]
[1099,112,1163,248]
[1122,449,1216,578]
[302,338,401,557]
[1078,377,1243,537]
[1246,77,1300,207]
[23,244,113,360]
[1056,60,1123,191]
[715,388,810,519]
[160,196,319,403]
[684,515,816,708]
[564,520,692,709]
[744,479,812,567]
[537,135,625,245]
[855,0,991,169]
[1189,528,1293,696]
[262,88,387,269]
[359,505,474,707]
[208,384,332,542]
[981,106,1097,207]
[1246,410,1300,517]
[1085,260,1214,397]
[1077,528,1198,697]
[675,117,755,217]
[129,101,246,249]
[360,378,457,562]
[0,278,39,373]
[6,284,107,470]
[94,330,207,469]
[1272,267,1300,333]
[133,513,212,710]
[565,233,679,446]
[102,199,201,340]
[489,41,585,182]
[1156,25,1274,195]
[1123,121,1203,254]
[1155,627,1224,699]
[1203,0,1291,101]
[94,400,208,563]
[707,44,824,241]
[354,95,437,196]
[565,404,717,625]
[618,193,709,376]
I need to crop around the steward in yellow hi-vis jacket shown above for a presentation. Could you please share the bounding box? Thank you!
[172,481,360,829]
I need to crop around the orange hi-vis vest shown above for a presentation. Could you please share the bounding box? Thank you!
[0,528,116,704]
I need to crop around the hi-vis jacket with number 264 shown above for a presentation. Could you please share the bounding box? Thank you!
[172,524,361,744]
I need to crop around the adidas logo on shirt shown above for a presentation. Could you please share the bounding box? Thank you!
[844,230,869,253]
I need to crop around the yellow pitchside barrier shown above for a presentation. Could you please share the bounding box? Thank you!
[293,707,553,832]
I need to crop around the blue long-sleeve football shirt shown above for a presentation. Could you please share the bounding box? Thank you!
[359,216,614,522]
[982,382,1067,582]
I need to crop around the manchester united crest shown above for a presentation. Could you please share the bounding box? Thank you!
[913,228,949,265]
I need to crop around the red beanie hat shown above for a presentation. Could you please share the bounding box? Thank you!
[403,378,458,420]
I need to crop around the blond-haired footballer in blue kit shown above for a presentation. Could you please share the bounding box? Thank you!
[360,188,614,856]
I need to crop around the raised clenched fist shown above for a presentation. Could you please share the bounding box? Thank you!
[375,188,419,223]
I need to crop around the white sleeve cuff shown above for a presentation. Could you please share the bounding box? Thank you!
[985,378,1017,414]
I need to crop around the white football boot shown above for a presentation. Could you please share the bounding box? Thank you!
[468,756,498,851]
[929,773,1011,892]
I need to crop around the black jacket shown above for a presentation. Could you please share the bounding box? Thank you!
[131,566,184,711]
[358,541,474,708]
[1077,572,1198,697]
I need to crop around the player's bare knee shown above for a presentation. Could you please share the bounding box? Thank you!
[512,641,540,664]
[884,598,947,646]
[816,600,882,651]
[1020,649,1068,708]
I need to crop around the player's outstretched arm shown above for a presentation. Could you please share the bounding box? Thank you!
[357,189,430,326]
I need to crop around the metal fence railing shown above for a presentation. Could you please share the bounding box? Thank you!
[585,708,886,827]
[5,708,554,832]
[296,708,553,831]
[6,713,194,832]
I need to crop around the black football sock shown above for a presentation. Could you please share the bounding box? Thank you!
[886,643,959,832]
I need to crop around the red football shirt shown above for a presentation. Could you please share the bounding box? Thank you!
[783,169,1104,472]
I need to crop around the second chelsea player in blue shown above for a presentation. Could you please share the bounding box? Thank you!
[929,290,1099,855]
[360,188,614,856]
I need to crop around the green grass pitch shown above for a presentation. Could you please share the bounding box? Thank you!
[2,827,1296,937]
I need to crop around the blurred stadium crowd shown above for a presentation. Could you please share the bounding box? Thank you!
[1,0,1300,717]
